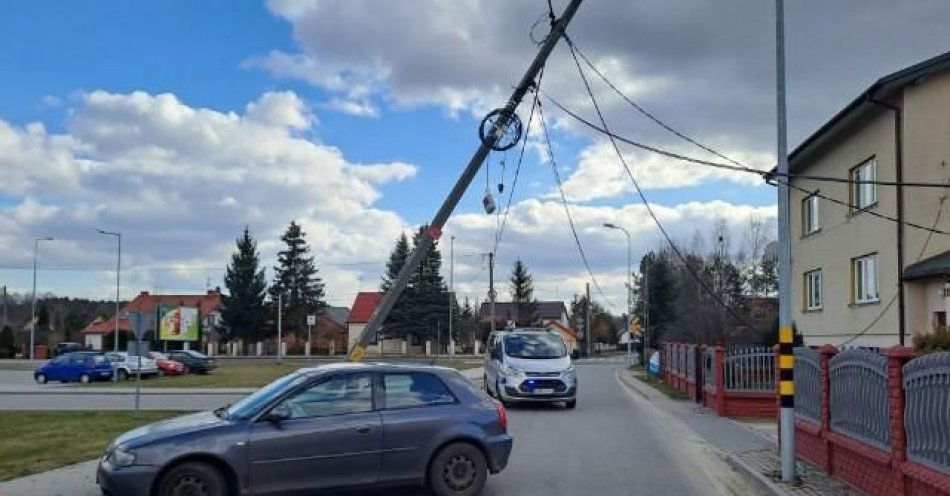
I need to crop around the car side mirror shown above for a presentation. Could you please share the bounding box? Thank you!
[264,404,291,423]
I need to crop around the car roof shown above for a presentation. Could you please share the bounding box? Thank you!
[295,362,458,377]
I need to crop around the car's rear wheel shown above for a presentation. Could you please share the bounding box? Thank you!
[428,442,487,496]
[79,373,91,384]
[157,462,226,496]
[35,374,47,384]
[116,369,128,381]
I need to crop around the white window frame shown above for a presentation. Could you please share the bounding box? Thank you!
[850,159,877,211]
[803,194,820,235]
[852,254,879,304]
[804,269,823,310]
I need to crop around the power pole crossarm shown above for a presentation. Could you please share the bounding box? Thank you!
[347,0,586,361]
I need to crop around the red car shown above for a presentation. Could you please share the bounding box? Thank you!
[147,351,185,376]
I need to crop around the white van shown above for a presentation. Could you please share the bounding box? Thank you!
[483,328,577,409]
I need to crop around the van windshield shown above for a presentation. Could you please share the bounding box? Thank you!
[503,334,566,359]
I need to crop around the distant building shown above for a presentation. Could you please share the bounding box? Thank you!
[347,291,384,353]
[478,301,569,328]
[81,289,222,351]
[788,50,950,346]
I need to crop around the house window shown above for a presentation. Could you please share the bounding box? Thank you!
[802,194,820,235]
[852,254,879,304]
[804,269,822,310]
[933,311,947,332]
[850,159,877,211]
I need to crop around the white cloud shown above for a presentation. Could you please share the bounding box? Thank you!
[324,98,379,118]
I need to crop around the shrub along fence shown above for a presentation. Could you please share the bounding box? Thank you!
[793,346,950,496]
[661,342,777,417]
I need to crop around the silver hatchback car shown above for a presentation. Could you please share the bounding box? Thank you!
[97,363,512,496]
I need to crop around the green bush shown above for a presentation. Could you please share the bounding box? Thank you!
[912,328,950,353]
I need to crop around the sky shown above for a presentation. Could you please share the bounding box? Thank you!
[2,0,950,312]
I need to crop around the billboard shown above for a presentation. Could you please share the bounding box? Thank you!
[159,306,199,341]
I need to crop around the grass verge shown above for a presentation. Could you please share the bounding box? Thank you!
[0,411,183,481]
[628,365,688,400]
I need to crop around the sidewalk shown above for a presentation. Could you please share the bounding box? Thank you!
[616,369,854,496]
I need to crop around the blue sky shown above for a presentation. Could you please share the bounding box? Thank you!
[2,0,947,308]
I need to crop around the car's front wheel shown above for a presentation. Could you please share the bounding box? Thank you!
[428,442,487,496]
[116,369,128,381]
[79,373,91,384]
[157,369,165,378]
[157,461,226,496]
[35,373,47,384]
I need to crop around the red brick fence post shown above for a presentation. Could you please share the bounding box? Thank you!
[886,346,916,496]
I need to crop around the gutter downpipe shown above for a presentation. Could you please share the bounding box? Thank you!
[869,93,905,346]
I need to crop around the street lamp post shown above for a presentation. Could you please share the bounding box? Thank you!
[30,237,54,361]
[603,223,632,361]
[96,229,121,356]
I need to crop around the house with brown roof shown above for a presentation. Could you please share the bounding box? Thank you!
[478,301,569,328]
[81,289,223,351]
[347,291,384,353]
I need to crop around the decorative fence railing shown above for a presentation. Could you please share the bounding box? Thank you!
[703,347,715,391]
[903,351,950,474]
[686,345,696,381]
[678,344,687,377]
[829,348,890,452]
[793,346,821,424]
[724,345,775,393]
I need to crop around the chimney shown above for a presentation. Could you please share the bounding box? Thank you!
[139,291,149,296]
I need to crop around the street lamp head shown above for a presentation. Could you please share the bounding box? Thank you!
[36,236,53,241]
[95,228,120,237]
[603,222,618,229]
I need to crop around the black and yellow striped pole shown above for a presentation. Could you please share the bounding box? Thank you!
[775,0,796,482]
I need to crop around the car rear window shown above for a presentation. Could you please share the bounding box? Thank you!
[382,373,456,409]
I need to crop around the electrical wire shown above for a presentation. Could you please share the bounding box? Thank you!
[565,36,753,328]
[567,39,950,190]
[536,94,616,311]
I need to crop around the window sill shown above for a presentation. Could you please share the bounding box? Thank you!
[802,307,823,313]
[849,299,881,307]
[801,228,822,239]
[847,202,879,218]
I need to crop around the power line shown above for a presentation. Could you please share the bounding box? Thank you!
[564,36,752,327]
[536,89,616,311]
[567,39,950,190]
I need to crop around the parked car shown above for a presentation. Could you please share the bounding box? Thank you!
[484,328,577,408]
[98,363,512,496]
[35,352,114,384]
[146,351,185,376]
[105,352,159,380]
[166,349,215,374]
[53,341,84,357]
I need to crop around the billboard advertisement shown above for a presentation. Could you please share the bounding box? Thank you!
[159,306,199,341]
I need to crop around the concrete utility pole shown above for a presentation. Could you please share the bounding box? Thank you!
[643,263,649,366]
[585,282,591,356]
[775,0,796,483]
[30,236,53,361]
[346,0,586,361]
[96,229,121,355]
[603,223,631,361]
[488,252,496,334]
[449,235,454,354]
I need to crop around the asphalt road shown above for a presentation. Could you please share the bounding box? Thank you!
[1,362,758,496]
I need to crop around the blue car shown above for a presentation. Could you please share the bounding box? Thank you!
[35,351,114,384]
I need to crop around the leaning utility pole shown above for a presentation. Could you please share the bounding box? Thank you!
[775,0,796,483]
[346,0,586,361]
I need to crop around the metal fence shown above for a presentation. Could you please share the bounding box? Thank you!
[703,347,715,391]
[829,348,890,451]
[793,347,821,424]
[724,345,775,392]
[903,351,950,474]
[686,345,696,381]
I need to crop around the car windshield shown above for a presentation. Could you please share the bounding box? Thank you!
[504,334,567,359]
[226,373,308,420]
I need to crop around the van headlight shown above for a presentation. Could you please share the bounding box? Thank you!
[502,365,524,378]
[110,447,136,467]
[561,366,575,380]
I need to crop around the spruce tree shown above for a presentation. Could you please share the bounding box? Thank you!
[221,227,268,343]
[406,226,449,342]
[509,259,538,326]
[269,221,326,340]
[380,233,413,339]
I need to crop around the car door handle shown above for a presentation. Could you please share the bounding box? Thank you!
[355,425,373,434]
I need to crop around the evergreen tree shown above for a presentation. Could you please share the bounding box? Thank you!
[380,233,413,339]
[380,226,448,342]
[269,221,326,340]
[509,259,538,326]
[0,325,14,356]
[221,227,268,342]
[634,251,677,348]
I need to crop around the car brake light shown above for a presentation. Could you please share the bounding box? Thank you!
[494,400,508,432]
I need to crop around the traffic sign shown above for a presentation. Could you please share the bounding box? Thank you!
[307,315,316,326]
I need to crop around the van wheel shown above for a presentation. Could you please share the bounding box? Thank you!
[428,442,487,496]
[116,369,128,381]
[495,380,509,408]
[157,461,226,496]
[565,399,577,409]
[483,375,492,397]
[79,374,91,384]
[35,374,47,384]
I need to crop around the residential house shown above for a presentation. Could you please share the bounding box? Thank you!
[543,320,580,353]
[81,289,223,351]
[347,291,383,353]
[478,301,570,328]
[789,51,950,347]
